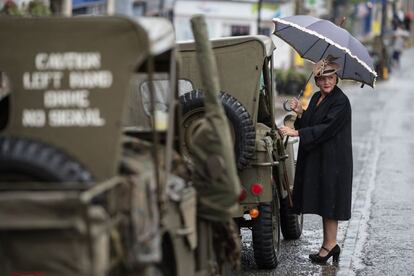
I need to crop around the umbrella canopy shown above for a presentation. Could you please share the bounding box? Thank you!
[273,15,377,87]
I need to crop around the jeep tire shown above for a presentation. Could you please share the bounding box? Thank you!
[252,195,281,269]
[280,197,303,240]
[180,90,255,170]
[0,137,92,183]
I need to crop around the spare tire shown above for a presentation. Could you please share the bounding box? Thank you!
[180,90,255,170]
[0,137,93,183]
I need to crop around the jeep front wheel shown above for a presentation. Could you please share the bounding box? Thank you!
[252,197,281,269]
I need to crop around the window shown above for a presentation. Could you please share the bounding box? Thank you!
[231,25,250,36]
[178,79,194,96]
[259,27,271,36]
[140,79,170,117]
[132,2,146,17]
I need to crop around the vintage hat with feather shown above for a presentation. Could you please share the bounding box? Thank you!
[313,55,341,77]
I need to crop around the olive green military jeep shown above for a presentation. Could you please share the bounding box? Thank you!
[0,16,239,276]
[178,35,303,269]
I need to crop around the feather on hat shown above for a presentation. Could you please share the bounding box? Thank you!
[313,55,341,77]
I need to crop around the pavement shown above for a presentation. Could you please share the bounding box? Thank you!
[340,47,414,276]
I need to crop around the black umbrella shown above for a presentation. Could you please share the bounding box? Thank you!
[273,15,377,88]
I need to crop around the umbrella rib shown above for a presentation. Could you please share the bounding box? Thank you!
[343,53,347,78]
[319,44,330,60]
[302,38,322,57]
[274,24,292,33]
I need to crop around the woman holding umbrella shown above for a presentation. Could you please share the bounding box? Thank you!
[273,14,376,265]
[279,55,353,264]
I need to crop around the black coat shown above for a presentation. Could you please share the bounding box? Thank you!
[292,86,353,220]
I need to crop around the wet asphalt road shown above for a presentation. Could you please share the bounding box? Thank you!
[241,48,414,275]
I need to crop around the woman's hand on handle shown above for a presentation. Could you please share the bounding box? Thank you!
[279,126,299,137]
[290,97,303,116]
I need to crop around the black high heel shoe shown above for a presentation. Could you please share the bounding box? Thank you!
[309,244,341,264]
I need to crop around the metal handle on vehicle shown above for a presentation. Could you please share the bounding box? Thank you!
[283,99,293,111]
[176,227,195,236]
[250,161,280,167]
[278,154,289,161]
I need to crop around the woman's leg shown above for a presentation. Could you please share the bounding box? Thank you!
[319,218,338,256]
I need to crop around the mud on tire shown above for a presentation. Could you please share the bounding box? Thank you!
[180,90,255,170]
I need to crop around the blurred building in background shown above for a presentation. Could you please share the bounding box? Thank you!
[2,0,176,17]
[173,0,295,68]
[113,0,175,19]
[2,0,414,71]
[72,0,107,15]
[174,0,291,40]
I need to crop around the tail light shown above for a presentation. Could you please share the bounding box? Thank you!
[251,183,263,196]
[249,208,260,219]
